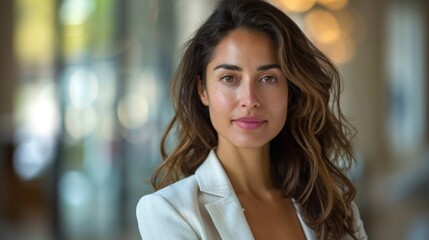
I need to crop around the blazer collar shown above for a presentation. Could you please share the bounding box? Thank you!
[195,149,315,240]
[196,149,255,239]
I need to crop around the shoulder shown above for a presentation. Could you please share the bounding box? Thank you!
[147,175,199,203]
[136,175,201,239]
[137,174,199,215]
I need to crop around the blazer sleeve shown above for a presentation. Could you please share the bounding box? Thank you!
[351,202,368,240]
[136,194,199,240]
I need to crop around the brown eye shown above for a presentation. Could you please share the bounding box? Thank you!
[220,75,235,83]
[260,76,277,84]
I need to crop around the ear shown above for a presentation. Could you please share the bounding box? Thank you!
[197,76,209,106]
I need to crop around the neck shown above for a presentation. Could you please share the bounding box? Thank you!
[216,142,276,198]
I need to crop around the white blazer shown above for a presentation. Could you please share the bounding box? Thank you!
[136,149,367,240]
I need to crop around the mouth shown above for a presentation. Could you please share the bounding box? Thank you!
[232,117,267,130]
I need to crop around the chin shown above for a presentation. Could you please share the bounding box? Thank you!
[232,139,271,149]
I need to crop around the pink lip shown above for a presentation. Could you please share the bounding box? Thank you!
[232,117,266,130]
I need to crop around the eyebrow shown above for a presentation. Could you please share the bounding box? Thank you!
[213,64,281,71]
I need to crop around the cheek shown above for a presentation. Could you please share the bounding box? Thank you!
[208,89,236,108]
[270,92,288,116]
[207,91,236,127]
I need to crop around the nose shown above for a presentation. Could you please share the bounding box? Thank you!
[239,81,260,109]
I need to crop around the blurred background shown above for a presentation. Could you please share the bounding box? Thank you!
[0,0,428,239]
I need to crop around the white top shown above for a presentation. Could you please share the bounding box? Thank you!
[136,149,367,240]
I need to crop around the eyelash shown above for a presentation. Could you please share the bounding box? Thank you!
[220,75,236,83]
[220,75,278,84]
[260,76,277,84]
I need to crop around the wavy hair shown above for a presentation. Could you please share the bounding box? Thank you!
[152,0,358,239]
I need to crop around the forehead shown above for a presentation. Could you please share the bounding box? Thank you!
[208,28,277,67]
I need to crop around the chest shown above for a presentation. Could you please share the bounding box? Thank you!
[239,197,307,240]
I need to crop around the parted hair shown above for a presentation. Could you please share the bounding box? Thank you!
[152,0,359,239]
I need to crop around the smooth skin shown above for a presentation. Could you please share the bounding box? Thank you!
[198,28,306,240]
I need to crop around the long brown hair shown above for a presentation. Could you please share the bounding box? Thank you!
[152,0,359,239]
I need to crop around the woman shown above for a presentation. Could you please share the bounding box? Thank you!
[136,0,367,239]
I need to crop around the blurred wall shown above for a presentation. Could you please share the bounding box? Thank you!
[0,0,16,234]
[0,0,15,117]
[343,0,429,239]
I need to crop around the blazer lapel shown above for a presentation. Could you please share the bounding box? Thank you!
[294,201,315,240]
[196,149,315,240]
[196,150,254,240]
[205,193,254,240]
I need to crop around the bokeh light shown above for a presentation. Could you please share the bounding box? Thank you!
[14,0,54,66]
[13,137,54,180]
[65,105,97,140]
[117,93,149,130]
[277,0,317,12]
[303,7,359,64]
[12,81,60,180]
[305,9,341,45]
[15,82,60,138]
[321,35,356,64]
[318,0,349,10]
[59,0,95,25]
[59,171,92,207]
[68,69,99,108]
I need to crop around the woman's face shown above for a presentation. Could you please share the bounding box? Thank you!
[199,28,288,149]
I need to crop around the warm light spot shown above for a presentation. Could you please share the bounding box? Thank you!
[59,0,95,57]
[117,93,149,129]
[320,36,356,64]
[318,0,349,10]
[335,9,355,36]
[100,111,121,141]
[62,24,90,58]
[14,0,54,65]
[138,70,158,108]
[277,0,317,13]
[65,105,97,140]
[305,9,341,44]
